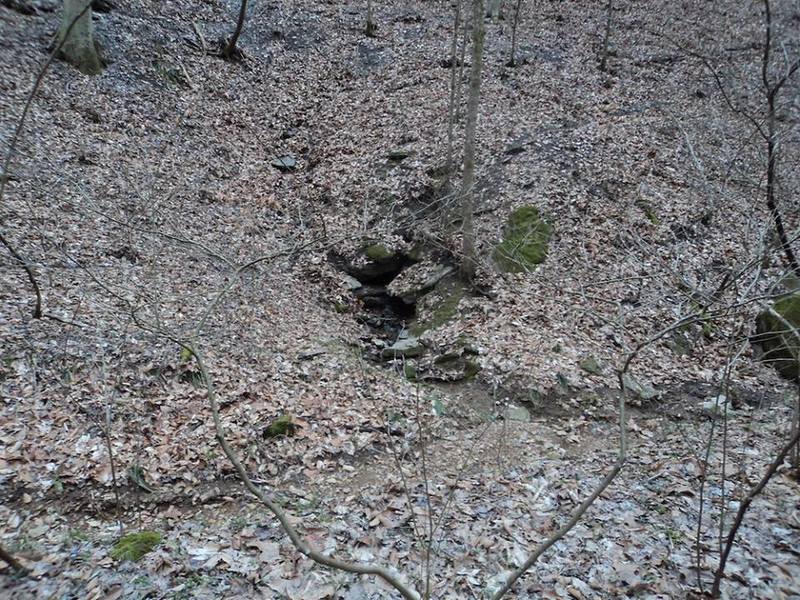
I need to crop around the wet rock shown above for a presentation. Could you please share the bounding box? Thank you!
[381,333,423,359]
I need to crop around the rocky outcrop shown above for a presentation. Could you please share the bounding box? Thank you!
[753,294,800,380]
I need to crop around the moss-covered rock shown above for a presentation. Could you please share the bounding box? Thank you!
[363,243,393,261]
[412,276,464,336]
[344,242,406,284]
[493,205,551,272]
[110,531,162,562]
[578,356,603,375]
[754,294,800,380]
[264,414,298,438]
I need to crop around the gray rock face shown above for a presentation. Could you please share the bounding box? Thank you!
[381,333,423,359]
[622,373,661,401]
[387,263,452,304]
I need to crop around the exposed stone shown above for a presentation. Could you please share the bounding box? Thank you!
[622,373,661,401]
[387,262,453,304]
[345,242,407,284]
[412,275,464,336]
[753,294,800,380]
[579,356,603,375]
[388,149,414,161]
[271,155,297,172]
[381,333,423,359]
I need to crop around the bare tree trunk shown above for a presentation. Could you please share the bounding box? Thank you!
[223,0,248,59]
[486,0,501,21]
[454,8,470,122]
[57,0,103,75]
[445,0,463,177]
[459,0,485,281]
[508,0,523,67]
[761,0,800,277]
[599,0,613,71]
[365,0,377,37]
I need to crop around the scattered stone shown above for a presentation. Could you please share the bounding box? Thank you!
[341,274,363,291]
[271,155,297,172]
[504,139,528,155]
[493,205,551,272]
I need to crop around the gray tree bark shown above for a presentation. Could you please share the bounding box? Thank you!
[459,0,485,281]
[57,0,103,75]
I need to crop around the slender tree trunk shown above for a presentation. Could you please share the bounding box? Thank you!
[508,0,523,66]
[486,0,501,21]
[761,0,800,277]
[445,0,463,177]
[599,0,613,71]
[454,8,470,123]
[459,0,485,281]
[57,0,102,75]
[223,0,248,59]
[365,0,377,37]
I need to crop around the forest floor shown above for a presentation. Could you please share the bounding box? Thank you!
[1,0,800,598]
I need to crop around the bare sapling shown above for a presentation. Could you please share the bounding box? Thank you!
[222,0,248,59]
[365,0,377,37]
[0,3,94,319]
[599,0,613,71]
[507,0,523,67]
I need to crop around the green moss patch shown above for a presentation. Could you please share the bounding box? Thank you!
[110,531,162,562]
[493,205,551,272]
[754,294,800,380]
[363,243,393,261]
[264,414,298,438]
